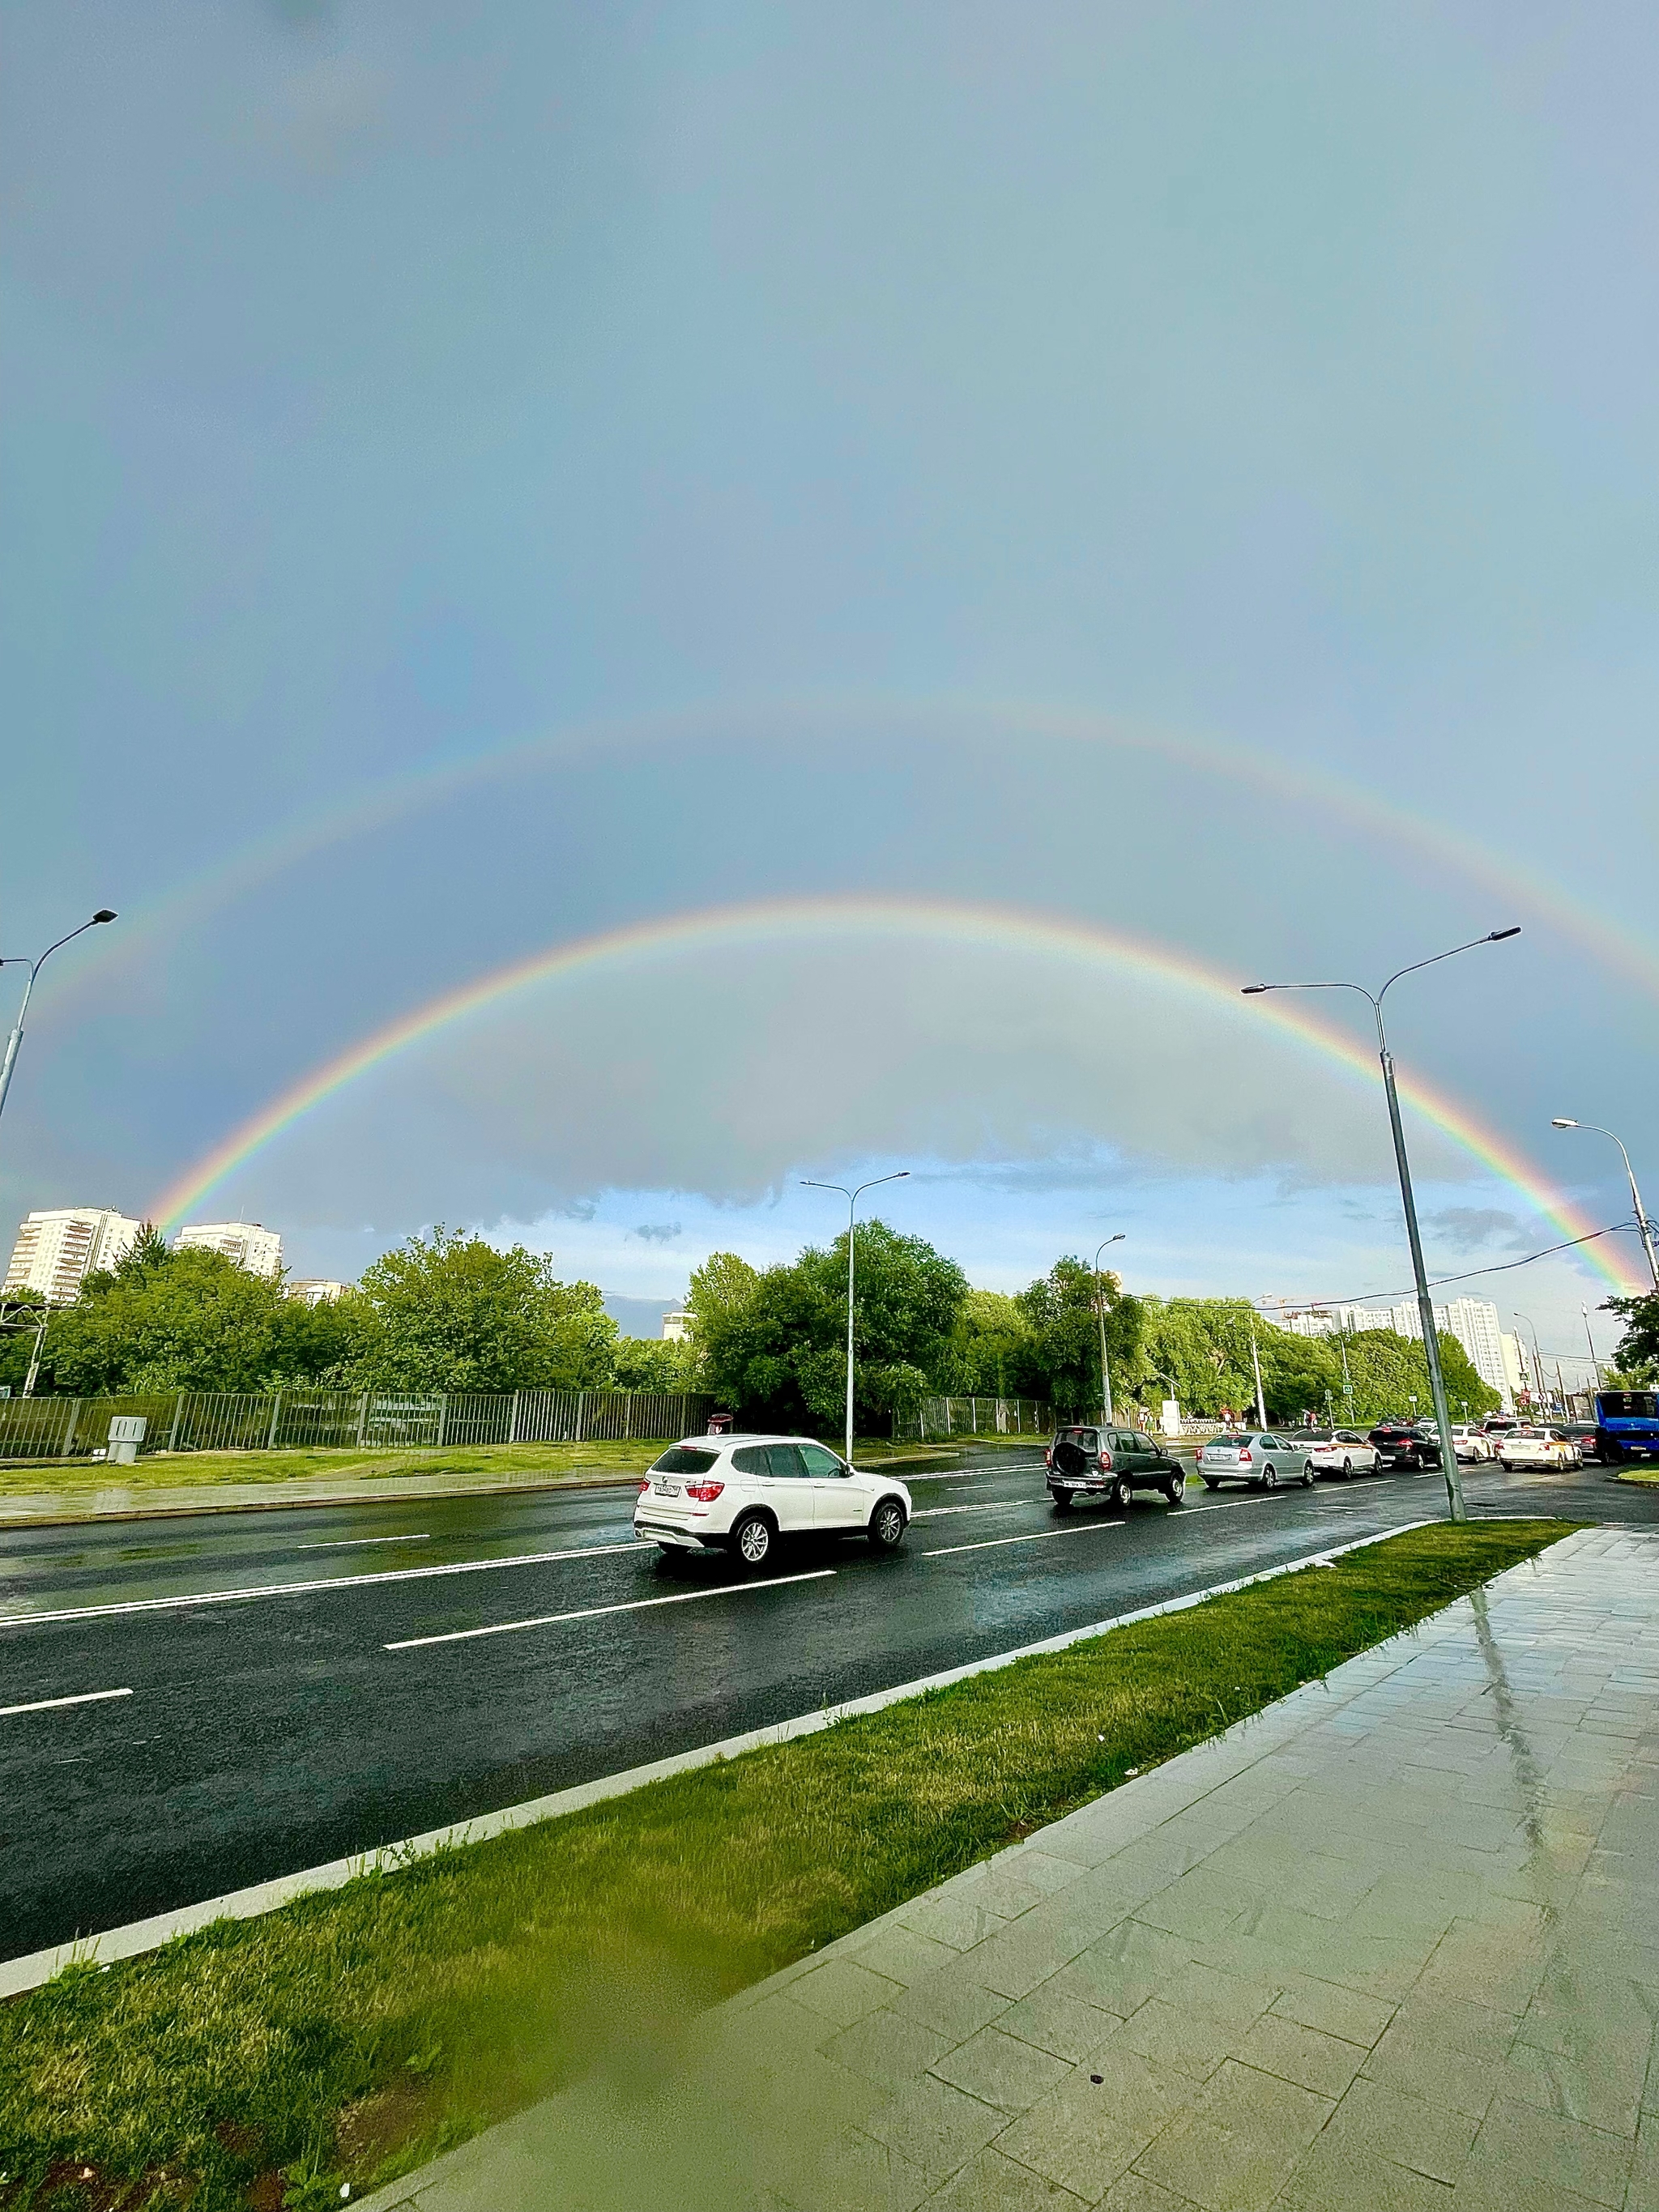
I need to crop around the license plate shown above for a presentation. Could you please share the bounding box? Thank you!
[655,1481,680,1496]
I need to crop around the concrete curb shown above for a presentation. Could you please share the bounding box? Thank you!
[0,1517,1428,1998]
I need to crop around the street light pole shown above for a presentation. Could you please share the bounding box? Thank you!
[1248,1315,1267,1428]
[1513,1312,1547,1414]
[1243,927,1520,1522]
[0,911,118,1136]
[1582,1306,1603,1392]
[1093,1234,1124,1421]
[802,1170,910,1468]
[1550,1119,1659,1292]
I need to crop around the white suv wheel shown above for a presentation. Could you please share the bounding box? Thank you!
[733,1514,774,1567]
[869,1499,907,1551]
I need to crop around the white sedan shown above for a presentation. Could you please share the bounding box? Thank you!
[1449,1426,1496,1464]
[634,1434,912,1566]
[1495,1427,1582,1472]
[1307,1429,1382,1478]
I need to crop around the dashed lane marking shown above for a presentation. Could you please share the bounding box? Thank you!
[385,1568,838,1651]
[1,1686,133,1717]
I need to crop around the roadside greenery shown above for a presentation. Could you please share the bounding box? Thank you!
[1604,1290,1658,1383]
[0,1438,672,1497]
[10,1218,1502,1434]
[0,1520,1567,2210]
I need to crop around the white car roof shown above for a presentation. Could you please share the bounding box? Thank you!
[673,1432,824,1449]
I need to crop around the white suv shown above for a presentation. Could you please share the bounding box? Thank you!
[633,1434,912,1569]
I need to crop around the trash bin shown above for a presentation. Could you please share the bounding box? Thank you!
[107,1414,147,1467]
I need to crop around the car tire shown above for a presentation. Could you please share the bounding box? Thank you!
[1341,1457,1354,1479]
[1301,1460,1315,1488]
[1050,1489,1073,1512]
[731,1511,775,1570]
[1164,1473,1185,1504]
[1110,1475,1133,1511]
[1203,1476,1221,1490]
[1499,1458,1512,1473]
[868,1498,908,1552]
[1260,1466,1277,1491]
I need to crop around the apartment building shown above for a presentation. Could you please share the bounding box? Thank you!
[2,1208,143,1304]
[175,1221,284,1278]
[1273,1294,1512,1407]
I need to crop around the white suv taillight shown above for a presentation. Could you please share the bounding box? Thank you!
[638,1478,651,1491]
[685,1480,725,1502]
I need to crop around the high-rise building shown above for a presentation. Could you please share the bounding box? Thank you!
[3,1208,143,1305]
[288,1278,350,1306]
[1272,1294,1512,1408]
[176,1221,284,1278]
[661,1309,692,1342]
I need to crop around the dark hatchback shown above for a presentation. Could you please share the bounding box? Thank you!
[1368,1421,1442,1469]
[1045,1425,1186,1511]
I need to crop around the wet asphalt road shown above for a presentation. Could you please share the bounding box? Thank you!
[2,1451,1653,1959]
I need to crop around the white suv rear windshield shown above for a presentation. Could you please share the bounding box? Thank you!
[650,1446,722,1475]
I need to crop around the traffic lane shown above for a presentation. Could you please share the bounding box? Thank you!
[3,1476,1427,1956]
[0,1452,1040,1616]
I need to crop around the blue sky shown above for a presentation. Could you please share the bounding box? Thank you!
[2,2,1654,1368]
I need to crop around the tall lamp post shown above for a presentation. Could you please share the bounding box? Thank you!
[802,1170,909,1468]
[1581,1307,1603,1392]
[1513,1312,1548,1415]
[0,910,118,1136]
[1243,926,1521,1522]
[1093,1234,1124,1421]
[1550,1119,1659,1292]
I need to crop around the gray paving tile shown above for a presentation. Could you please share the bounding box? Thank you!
[932,2027,1077,2114]
[1129,2056,1331,2210]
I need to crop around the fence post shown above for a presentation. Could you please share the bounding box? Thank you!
[356,1392,369,1447]
[59,1400,83,1459]
[575,1392,586,1443]
[267,1391,283,1450]
[509,1390,521,1446]
[436,1395,448,1449]
[168,1392,186,1451]
[971,1396,979,1434]
[625,1393,633,1441]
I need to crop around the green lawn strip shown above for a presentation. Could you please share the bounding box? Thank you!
[0,1438,669,1498]
[0,1519,1568,2209]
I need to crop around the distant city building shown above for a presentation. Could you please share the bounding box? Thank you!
[661,1309,692,1343]
[1272,1294,1512,1408]
[176,1221,284,1278]
[288,1279,350,1306]
[2,1208,143,1305]
[1501,1331,1533,1406]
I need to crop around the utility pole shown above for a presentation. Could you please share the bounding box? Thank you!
[802,1170,909,1469]
[1243,928,1521,1522]
[1249,1317,1266,1428]
[0,911,118,1143]
[1093,1234,1125,1421]
[1553,1120,1659,1292]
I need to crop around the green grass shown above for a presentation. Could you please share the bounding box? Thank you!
[0,1519,1569,2209]
[0,1438,667,1498]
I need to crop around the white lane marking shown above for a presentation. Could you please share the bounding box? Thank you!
[1,1686,133,1717]
[296,1533,433,1550]
[386,1567,837,1651]
[911,1501,1026,1520]
[924,1522,1124,1558]
[0,1540,646,1630]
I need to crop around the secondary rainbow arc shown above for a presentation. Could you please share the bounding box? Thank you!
[147,893,1643,1296]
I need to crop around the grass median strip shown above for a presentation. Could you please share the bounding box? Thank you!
[0,1518,1569,2210]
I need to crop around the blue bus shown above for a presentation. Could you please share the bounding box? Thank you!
[1593,1389,1659,1465]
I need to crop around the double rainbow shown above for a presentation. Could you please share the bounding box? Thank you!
[149,893,1644,1294]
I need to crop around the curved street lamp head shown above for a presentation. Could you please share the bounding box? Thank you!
[1551,1118,1578,1129]
[1487,926,1520,941]
[92,910,117,925]
[1240,983,1270,995]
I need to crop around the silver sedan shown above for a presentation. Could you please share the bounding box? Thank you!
[1196,1431,1316,1490]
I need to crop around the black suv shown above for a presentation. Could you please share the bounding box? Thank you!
[1368,1420,1441,1470]
[1046,1424,1186,1511]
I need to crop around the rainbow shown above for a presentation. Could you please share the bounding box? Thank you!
[72,697,1659,1015]
[148,893,1644,1294]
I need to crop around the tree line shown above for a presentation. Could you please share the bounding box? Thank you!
[8,1210,1613,1430]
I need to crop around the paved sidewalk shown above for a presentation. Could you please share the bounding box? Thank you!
[360,1528,1659,2212]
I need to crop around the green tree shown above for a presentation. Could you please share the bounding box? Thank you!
[610,1335,699,1392]
[341,1229,616,1393]
[940,1289,1044,1398]
[1603,1294,1659,1383]
[1016,1259,1144,1419]
[689,1222,966,1434]
[46,1241,316,1392]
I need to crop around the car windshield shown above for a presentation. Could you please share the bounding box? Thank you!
[650,1446,721,1474]
[1056,1429,1099,1450]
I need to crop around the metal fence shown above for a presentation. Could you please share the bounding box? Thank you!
[893,1395,1049,1443]
[0,1386,714,1464]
